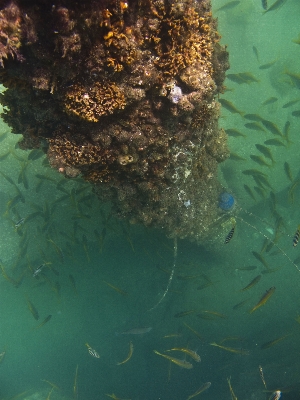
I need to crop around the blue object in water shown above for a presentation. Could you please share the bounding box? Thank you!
[219,192,235,211]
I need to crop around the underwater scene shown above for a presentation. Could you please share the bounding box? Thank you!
[0,0,300,399]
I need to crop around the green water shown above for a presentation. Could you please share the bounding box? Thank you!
[1,0,300,399]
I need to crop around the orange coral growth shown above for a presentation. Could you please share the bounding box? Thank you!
[64,82,126,122]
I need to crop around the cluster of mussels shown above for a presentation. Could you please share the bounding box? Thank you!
[0,0,229,243]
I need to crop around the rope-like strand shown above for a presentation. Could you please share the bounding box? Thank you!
[148,236,178,311]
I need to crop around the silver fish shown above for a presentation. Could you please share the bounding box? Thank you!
[85,343,100,358]
[33,263,47,278]
[15,218,25,228]
[269,391,281,400]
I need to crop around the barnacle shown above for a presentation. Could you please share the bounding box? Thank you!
[118,155,134,165]
[64,82,126,122]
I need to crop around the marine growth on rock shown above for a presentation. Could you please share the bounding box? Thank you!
[0,0,229,243]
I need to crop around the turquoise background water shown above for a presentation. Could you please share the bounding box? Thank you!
[1,0,300,399]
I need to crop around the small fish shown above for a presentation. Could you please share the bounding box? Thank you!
[282,99,300,108]
[254,186,266,198]
[197,282,214,290]
[82,233,90,262]
[219,98,244,116]
[252,251,269,270]
[259,365,267,389]
[215,1,240,12]
[292,110,300,117]
[259,60,277,69]
[261,333,290,349]
[285,71,300,90]
[177,274,201,280]
[117,341,133,365]
[166,347,201,362]
[118,327,152,335]
[250,154,271,168]
[293,225,300,247]
[210,342,250,355]
[249,287,276,313]
[242,169,267,177]
[73,365,78,399]
[252,46,259,61]
[261,266,282,274]
[0,150,11,162]
[243,184,256,201]
[174,310,195,318]
[35,314,52,329]
[240,275,262,291]
[26,297,39,320]
[186,382,211,400]
[229,152,247,161]
[47,239,64,263]
[264,138,285,147]
[245,122,265,132]
[0,350,6,363]
[244,113,264,121]
[183,322,204,341]
[28,149,44,161]
[85,343,100,358]
[261,119,282,136]
[69,274,78,295]
[237,265,257,271]
[292,34,300,45]
[238,72,260,83]
[263,0,287,13]
[153,350,193,369]
[255,144,275,164]
[261,0,268,9]
[199,310,228,319]
[15,218,25,228]
[103,280,128,296]
[225,225,235,244]
[226,73,248,85]
[233,298,250,310]
[227,377,238,400]
[0,171,16,186]
[0,131,8,142]
[269,391,281,400]
[33,263,47,278]
[0,262,24,288]
[262,97,278,106]
[105,394,129,400]
[163,333,183,338]
[283,121,291,143]
[288,179,300,204]
[225,128,246,138]
[284,161,293,182]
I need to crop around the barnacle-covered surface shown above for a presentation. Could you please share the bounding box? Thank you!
[0,0,229,243]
